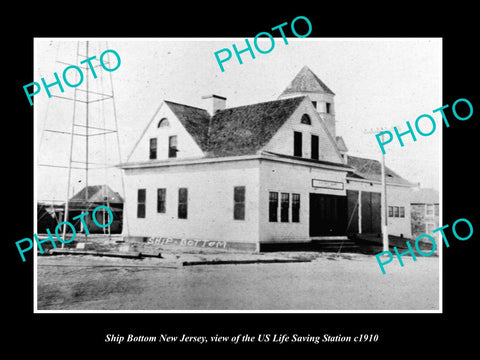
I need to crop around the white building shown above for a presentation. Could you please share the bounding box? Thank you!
[119,66,414,252]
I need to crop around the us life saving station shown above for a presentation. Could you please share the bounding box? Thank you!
[118,66,414,252]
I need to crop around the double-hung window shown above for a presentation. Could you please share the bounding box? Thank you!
[178,188,188,219]
[269,192,278,222]
[157,188,166,213]
[233,186,246,220]
[137,189,146,218]
[149,138,157,160]
[281,193,290,222]
[169,135,178,158]
[292,194,300,223]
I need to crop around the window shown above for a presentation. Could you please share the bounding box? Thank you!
[137,189,146,218]
[300,114,311,125]
[149,138,157,160]
[169,135,178,158]
[281,193,289,222]
[426,204,434,216]
[270,192,300,223]
[311,101,317,109]
[269,192,278,222]
[157,188,166,213]
[233,186,246,220]
[389,206,404,218]
[293,131,302,157]
[326,102,331,114]
[292,193,300,223]
[311,134,319,160]
[178,188,188,219]
[158,118,169,128]
[434,204,439,216]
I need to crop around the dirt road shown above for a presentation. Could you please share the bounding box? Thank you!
[36,252,439,311]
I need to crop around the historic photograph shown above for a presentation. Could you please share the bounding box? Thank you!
[34,38,441,311]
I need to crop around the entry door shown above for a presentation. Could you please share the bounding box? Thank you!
[309,193,347,236]
[361,191,381,234]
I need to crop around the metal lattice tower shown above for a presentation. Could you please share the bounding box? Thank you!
[38,40,129,244]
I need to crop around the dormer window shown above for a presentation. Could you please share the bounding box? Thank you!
[158,118,169,128]
[300,114,311,125]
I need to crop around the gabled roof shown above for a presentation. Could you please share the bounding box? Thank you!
[347,155,413,186]
[281,66,335,96]
[164,100,211,149]
[125,66,341,163]
[69,185,123,204]
[410,188,439,204]
[204,96,306,157]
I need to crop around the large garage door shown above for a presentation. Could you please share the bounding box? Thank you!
[361,191,381,234]
[309,193,347,236]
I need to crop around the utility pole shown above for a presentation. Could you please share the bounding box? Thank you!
[363,127,390,252]
[380,138,388,252]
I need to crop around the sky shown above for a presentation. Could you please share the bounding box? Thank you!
[34,38,442,202]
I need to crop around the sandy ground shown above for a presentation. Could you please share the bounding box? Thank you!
[36,251,440,311]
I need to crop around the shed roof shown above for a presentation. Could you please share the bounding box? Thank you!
[347,155,413,186]
[281,66,335,96]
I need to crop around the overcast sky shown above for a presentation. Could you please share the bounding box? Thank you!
[34,38,442,202]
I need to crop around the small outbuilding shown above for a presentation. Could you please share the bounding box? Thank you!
[410,187,440,243]
[67,185,124,234]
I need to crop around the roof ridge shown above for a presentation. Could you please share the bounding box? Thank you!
[164,100,210,112]
[164,96,308,119]
[214,95,307,115]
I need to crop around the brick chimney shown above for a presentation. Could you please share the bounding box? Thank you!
[202,94,226,116]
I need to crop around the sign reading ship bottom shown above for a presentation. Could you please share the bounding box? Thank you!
[148,237,227,249]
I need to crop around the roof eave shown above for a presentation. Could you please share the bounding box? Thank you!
[346,175,416,188]
[116,151,353,172]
